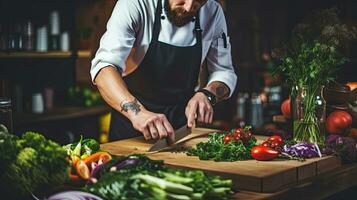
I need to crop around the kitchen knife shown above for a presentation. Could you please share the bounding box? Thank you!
[148,125,191,152]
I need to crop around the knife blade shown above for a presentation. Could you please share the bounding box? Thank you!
[148,125,191,152]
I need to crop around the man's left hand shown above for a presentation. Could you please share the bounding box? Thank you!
[185,92,213,128]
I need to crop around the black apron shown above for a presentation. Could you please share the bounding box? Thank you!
[109,0,202,140]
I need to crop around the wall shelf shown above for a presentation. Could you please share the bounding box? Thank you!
[0,51,73,58]
[15,105,110,125]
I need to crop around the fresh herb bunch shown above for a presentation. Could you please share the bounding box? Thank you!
[276,41,347,91]
[187,131,257,162]
[277,41,348,143]
[272,8,356,144]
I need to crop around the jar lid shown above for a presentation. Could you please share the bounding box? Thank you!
[0,98,11,107]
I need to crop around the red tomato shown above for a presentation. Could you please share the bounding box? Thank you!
[232,127,253,143]
[233,133,240,141]
[251,146,279,161]
[267,135,284,146]
[281,98,290,117]
[270,141,281,148]
[234,128,243,135]
[326,111,353,134]
[223,134,232,144]
[233,128,242,141]
[261,141,270,147]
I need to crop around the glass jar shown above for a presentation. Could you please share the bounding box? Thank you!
[250,93,264,129]
[292,85,326,144]
[0,98,13,133]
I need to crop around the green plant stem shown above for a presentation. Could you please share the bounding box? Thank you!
[293,86,324,144]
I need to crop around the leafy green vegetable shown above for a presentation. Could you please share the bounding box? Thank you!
[187,132,257,161]
[63,137,101,160]
[0,126,19,173]
[0,131,70,199]
[85,155,233,200]
[82,139,100,155]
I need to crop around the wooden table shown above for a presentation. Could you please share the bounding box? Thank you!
[101,128,357,200]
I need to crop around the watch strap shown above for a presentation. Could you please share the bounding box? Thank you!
[196,88,217,106]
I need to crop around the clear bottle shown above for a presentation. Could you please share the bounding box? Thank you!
[49,11,60,50]
[23,20,34,51]
[250,93,264,129]
[0,98,13,133]
[236,93,248,123]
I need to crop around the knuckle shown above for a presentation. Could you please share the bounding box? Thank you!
[159,114,166,120]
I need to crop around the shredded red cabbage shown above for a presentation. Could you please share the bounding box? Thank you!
[282,142,321,158]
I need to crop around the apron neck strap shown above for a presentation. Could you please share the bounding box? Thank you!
[152,0,163,42]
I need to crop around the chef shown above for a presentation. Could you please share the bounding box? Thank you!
[90,0,237,142]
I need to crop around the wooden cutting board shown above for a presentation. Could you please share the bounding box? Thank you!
[101,128,341,192]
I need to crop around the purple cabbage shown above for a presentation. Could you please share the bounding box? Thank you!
[323,135,357,163]
[86,157,141,185]
[282,142,321,158]
[46,191,103,200]
[110,157,140,171]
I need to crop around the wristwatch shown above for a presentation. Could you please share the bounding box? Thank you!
[197,89,217,106]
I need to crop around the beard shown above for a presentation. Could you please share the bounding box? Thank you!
[164,0,196,27]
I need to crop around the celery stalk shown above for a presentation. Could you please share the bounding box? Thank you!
[137,174,193,195]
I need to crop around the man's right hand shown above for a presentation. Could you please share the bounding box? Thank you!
[129,110,175,143]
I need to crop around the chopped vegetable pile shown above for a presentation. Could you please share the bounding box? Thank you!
[63,137,112,184]
[0,125,70,200]
[85,155,233,200]
[187,127,257,161]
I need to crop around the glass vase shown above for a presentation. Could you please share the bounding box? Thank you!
[292,85,326,144]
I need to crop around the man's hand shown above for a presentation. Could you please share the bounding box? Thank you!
[185,92,213,128]
[129,109,175,143]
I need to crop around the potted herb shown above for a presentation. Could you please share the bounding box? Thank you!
[273,8,356,144]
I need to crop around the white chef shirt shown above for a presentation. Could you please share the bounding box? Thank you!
[90,0,237,97]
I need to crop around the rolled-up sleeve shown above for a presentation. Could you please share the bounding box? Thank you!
[206,6,237,97]
[90,0,140,83]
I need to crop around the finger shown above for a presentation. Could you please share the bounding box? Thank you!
[142,127,151,140]
[155,120,168,139]
[198,103,205,123]
[204,106,210,124]
[187,103,198,128]
[185,105,190,118]
[209,109,214,124]
[162,119,175,144]
[148,122,159,139]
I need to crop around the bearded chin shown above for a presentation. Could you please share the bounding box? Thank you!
[164,0,195,27]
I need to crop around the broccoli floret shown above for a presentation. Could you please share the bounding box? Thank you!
[82,139,100,154]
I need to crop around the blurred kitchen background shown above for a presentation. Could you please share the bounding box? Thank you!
[0,0,356,144]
